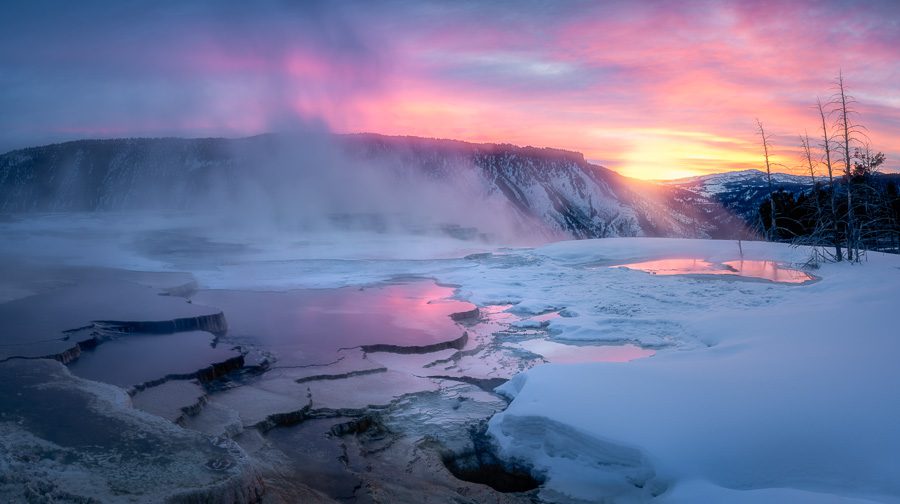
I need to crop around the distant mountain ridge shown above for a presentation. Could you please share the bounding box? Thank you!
[664,169,814,195]
[663,169,816,224]
[0,134,750,240]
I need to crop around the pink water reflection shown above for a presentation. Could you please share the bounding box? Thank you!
[193,282,474,366]
[518,339,654,364]
[721,260,813,284]
[614,259,814,284]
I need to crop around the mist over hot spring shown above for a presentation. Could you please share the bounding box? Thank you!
[196,124,560,245]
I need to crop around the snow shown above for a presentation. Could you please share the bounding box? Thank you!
[487,240,900,503]
[664,169,813,196]
[658,480,884,504]
[0,359,262,502]
[3,210,898,503]
[662,169,815,223]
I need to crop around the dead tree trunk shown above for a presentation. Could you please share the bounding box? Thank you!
[757,119,777,241]
[837,72,855,260]
[801,131,821,226]
[817,98,842,262]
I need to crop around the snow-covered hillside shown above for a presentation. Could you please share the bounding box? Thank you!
[663,169,814,223]
[0,135,748,240]
[664,169,814,198]
[341,134,749,239]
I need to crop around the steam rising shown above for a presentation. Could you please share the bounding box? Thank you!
[0,0,563,252]
[198,123,557,246]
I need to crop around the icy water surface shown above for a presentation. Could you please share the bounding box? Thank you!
[516,339,654,364]
[191,282,475,367]
[614,258,815,284]
[68,331,240,387]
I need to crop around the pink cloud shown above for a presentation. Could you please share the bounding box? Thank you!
[3,1,898,178]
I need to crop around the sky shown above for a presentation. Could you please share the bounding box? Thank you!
[1,0,898,180]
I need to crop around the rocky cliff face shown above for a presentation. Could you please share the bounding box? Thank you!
[0,137,245,211]
[337,134,750,238]
[0,134,749,239]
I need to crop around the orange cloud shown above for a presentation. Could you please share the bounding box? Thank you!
[3,1,899,180]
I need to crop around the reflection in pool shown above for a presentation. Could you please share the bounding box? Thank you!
[191,282,475,367]
[516,339,654,364]
[68,331,239,387]
[613,258,815,284]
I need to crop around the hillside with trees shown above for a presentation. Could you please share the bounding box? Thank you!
[755,74,899,261]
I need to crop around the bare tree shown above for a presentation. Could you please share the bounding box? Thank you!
[756,118,777,240]
[796,130,828,254]
[800,131,821,214]
[751,74,894,261]
[831,71,868,261]
[800,132,817,184]
[851,145,887,253]
[817,97,842,261]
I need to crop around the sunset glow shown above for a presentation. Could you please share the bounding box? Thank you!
[1,1,898,179]
[615,258,815,283]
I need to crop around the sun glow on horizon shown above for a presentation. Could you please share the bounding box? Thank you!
[1,1,898,178]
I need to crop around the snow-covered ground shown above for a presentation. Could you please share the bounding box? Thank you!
[2,213,898,503]
[488,240,900,503]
